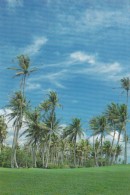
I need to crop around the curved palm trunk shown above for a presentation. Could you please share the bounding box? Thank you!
[45,134,51,168]
[110,128,116,165]
[11,126,19,168]
[112,130,121,164]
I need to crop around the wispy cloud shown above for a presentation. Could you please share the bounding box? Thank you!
[69,51,124,82]
[26,82,41,91]
[70,51,96,64]
[29,69,67,89]
[79,62,122,75]
[23,36,48,56]
[6,0,23,8]
[57,8,130,34]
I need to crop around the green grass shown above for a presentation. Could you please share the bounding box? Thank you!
[0,165,130,195]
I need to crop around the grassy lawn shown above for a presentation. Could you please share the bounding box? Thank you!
[0,165,130,195]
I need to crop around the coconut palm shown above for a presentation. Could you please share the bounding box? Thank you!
[41,91,61,168]
[105,103,120,164]
[103,141,111,165]
[89,115,108,161]
[63,118,83,167]
[8,55,37,96]
[21,108,47,167]
[0,115,7,153]
[120,77,130,164]
[116,104,127,163]
[7,91,28,168]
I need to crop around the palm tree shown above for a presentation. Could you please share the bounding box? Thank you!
[0,115,7,154]
[8,55,37,96]
[7,91,28,168]
[40,91,61,168]
[115,145,122,164]
[89,115,108,164]
[103,141,111,165]
[21,108,47,167]
[63,118,83,167]
[120,77,130,164]
[116,104,127,163]
[105,103,120,164]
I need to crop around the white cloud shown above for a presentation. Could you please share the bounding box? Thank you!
[58,9,130,34]
[23,36,48,56]
[26,82,41,91]
[83,62,122,75]
[6,0,23,7]
[70,51,95,64]
[70,51,123,81]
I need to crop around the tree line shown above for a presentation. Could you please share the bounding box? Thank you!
[0,55,130,168]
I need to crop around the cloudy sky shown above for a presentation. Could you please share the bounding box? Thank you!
[0,0,130,158]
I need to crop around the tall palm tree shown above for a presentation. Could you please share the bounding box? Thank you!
[105,103,119,164]
[116,104,127,162]
[89,115,108,162]
[120,77,130,164]
[41,91,61,168]
[7,91,28,168]
[63,118,83,167]
[0,115,7,154]
[8,55,37,96]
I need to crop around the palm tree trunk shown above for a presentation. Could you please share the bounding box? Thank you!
[73,138,76,167]
[45,135,51,168]
[110,128,116,165]
[11,124,19,168]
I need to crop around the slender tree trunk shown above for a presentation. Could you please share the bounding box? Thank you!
[11,126,19,168]
[73,139,76,167]
[110,128,116,165]
[45,135,51,168]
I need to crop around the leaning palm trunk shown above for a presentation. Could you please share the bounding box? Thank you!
[124,124,127,164]
[45,134,51,168]
[11,126,19,168]
[110,128,116,165]
[112,130,121,164]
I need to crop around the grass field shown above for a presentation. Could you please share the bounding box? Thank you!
[0,165,130,195]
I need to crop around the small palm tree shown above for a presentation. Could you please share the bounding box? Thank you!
[21,108,47,167]
[89,115,108,162]
[63,118,83,167]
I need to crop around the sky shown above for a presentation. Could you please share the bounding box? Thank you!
[0,0,130,160]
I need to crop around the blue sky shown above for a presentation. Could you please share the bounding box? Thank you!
[0,0,130,133]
